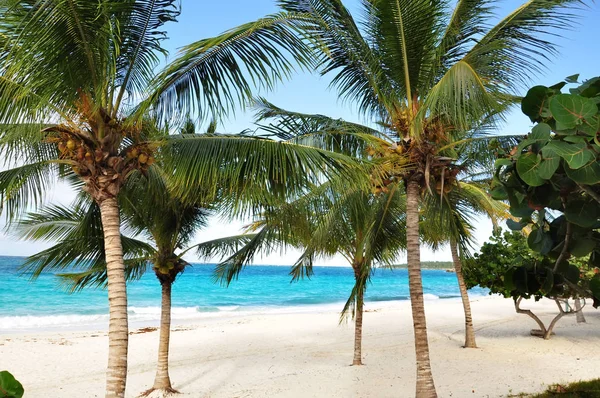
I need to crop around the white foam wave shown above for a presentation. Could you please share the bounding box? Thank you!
[128,306,200,315]
[216,306,239,312]
[423,293,440,300]
[0,314,109,330]
[0,306,206,331]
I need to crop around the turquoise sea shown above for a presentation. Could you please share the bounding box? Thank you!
[0,256,487,332]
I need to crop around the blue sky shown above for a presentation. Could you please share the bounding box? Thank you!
[0,0,599,264]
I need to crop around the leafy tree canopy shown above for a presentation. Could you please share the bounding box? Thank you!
[490,75,600,307]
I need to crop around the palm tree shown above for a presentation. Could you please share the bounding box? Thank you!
[212,182,407,366]
[421,179,509,348]
[416,131,515,349]
[253,97,519,349]
[0,3,359,396]
[17,167,255,397]
[262,2,585,395]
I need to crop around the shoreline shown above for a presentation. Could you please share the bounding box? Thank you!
[2,295,599,397]
[0,294,474,334]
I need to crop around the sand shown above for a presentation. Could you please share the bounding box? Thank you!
[1,295,599,398]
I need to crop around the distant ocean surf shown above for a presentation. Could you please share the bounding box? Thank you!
[0,256,487,332]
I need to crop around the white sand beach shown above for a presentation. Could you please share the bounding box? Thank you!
[2,295,599,398]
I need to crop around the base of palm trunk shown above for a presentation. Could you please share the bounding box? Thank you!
[139,387,179,398]
[463,335,477,349]
[352,360,364,366]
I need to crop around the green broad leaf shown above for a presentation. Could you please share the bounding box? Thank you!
[506,219,527,231]
[494,158,513,169]
[538,146,560,180]
[528,228,554,255]
[517,123,552,152]
[490,185,508,200]
[531,184,559,208]
[521,86,551,122]
[564,161,600,185]
[542,141,595,170]
[565,74,580,84]
[527,272,542,295]
[579,116,600,136]
[508,192,534,218]
[505,172,523,189]
[563,263,580,283]
[549,216,567,240]
[564,199,600,228]
[563,136,588,143]
[590,275,600,301]
[570,237,597,257]
[0,371,24,398]
[513,266,529,294]
[540,268,554,294]
[590,251,600,267]
[549,94,598,129]
[504,268,516,292]
[574,77,600,97]
[530,123,552,140]
[549,81,567,91]
[553,126,578,136]
[517,138,538,152]
[516,152,545,186]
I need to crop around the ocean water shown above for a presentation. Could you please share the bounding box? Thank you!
[0,256,487,332]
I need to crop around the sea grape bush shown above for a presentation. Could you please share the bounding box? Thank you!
[0,371,24,398]
[464,230,598,300]
[490,75,600,307]
[464,230,541,297]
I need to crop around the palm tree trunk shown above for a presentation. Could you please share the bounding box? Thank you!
[99,198,129,398]
[406,178,437,398]
[152,283,176,392]
[575,298,586,323]
[353,286,364,366]
[450,241,477,348]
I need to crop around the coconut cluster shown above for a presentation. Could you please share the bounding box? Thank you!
[49,132,154,177]
[366,141,410,195]
[125,146,155,167]
[434,167,460,195]
[155,259,178,276]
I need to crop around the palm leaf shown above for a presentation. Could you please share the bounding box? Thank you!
[111,0,180,116]
[278,0,394,118]
[144,11,316,121]
[465,0,585,91]
[57,258,151,293]
[0,161,58,222]
[161,133,368,210]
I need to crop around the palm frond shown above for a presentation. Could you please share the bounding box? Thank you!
[367,0,446,100]
[278,0,394,118]
[212,228,285,286]
[435,0,494,75]
[419,59,502,131]
[0,161,57,223]
[0,123,56,163]
[193,233,258,260]
[144,11,316,121]
[0,0,114,112]
[112,0,180,115]
[161,133,368,212]
[253,97,388,156]
[339,260,371,323]
[57,258,151,293]
[465,0,585,91]
[16,201,155,280]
